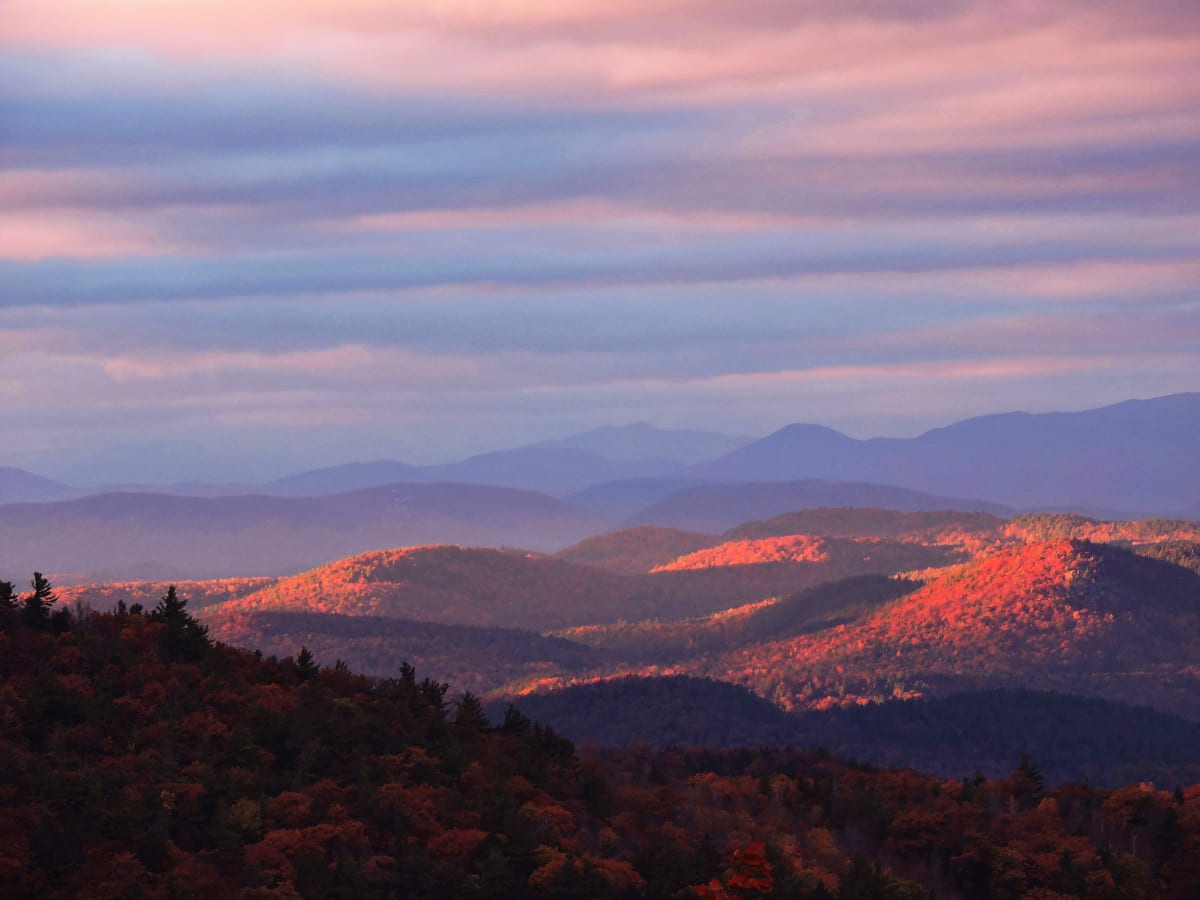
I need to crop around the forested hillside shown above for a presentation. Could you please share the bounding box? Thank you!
[4,592,1200,899]
[686,540,1200,717]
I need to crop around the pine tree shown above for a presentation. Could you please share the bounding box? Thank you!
[1015,753,1046,806]
[149,585,209,661]
[453,692,489,734]
[20,572,57,628]
[296,646,319,681]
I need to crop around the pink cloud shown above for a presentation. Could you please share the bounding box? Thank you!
[0,210,179,260]
[314,200,836,235]
[6,0,1196,105]
[102,344,376,383]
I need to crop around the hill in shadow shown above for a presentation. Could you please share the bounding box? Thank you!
[205,608,601,696]
[0,483,608,579]
[554,525,719,573]
[506,676,1200,787]
[626,480,1010,532]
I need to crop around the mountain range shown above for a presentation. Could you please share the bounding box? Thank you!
[4,393,1199,582]
[694,393,1200,514]
[7,395,1199,517]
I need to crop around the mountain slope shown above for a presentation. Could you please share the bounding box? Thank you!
[205,609,600,696]
[563,477,707,522]
[267,460,429,496]
[554,525,718,573]
[724,507,1007,543]
[697,540,1200,717]
[694,393,1200,514]
[532,422,752,465]
[430,447,682,495]
[627,479,1009,532]
[209,545,642,630]
[651,534,963,573]
[555,575,920,664]
[0,466,78,504]
[271,448,682,498]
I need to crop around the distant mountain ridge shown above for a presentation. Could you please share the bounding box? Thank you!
[0,483,607,580]
[693,393,1200,515]
[0,466,79,504]
[8,395,1199,515]
[531,422,751,464]
[266,423,747,498]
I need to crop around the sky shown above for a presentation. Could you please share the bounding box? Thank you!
[2,0,1198,483]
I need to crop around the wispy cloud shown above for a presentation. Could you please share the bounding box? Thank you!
[1,0,1197,479]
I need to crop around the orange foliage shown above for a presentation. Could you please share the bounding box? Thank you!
[694,840,773,899]
[688,540,1200,716]
[653,534,962,573]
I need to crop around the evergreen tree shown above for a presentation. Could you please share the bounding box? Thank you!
[453,692,489,734]
[21,572,57,629]
[151,585,186,621]
[1015,753,1046,806]
[296,645,319,681]
[149,585,209,661]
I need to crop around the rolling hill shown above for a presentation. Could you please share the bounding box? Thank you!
[650,534,964,573]
[553,525,718,573]
[691,540,1200,718]
[554,575,921,664]
[206,545,642,630]
[201,540,937,633]
[204,609,601,696]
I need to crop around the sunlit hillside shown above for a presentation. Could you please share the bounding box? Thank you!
[692,540,1200,717]
[651,534,962,573]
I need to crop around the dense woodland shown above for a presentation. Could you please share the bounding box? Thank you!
[509,677,1200,788]
[31,508,1200,897]
[4,585,1200,898]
